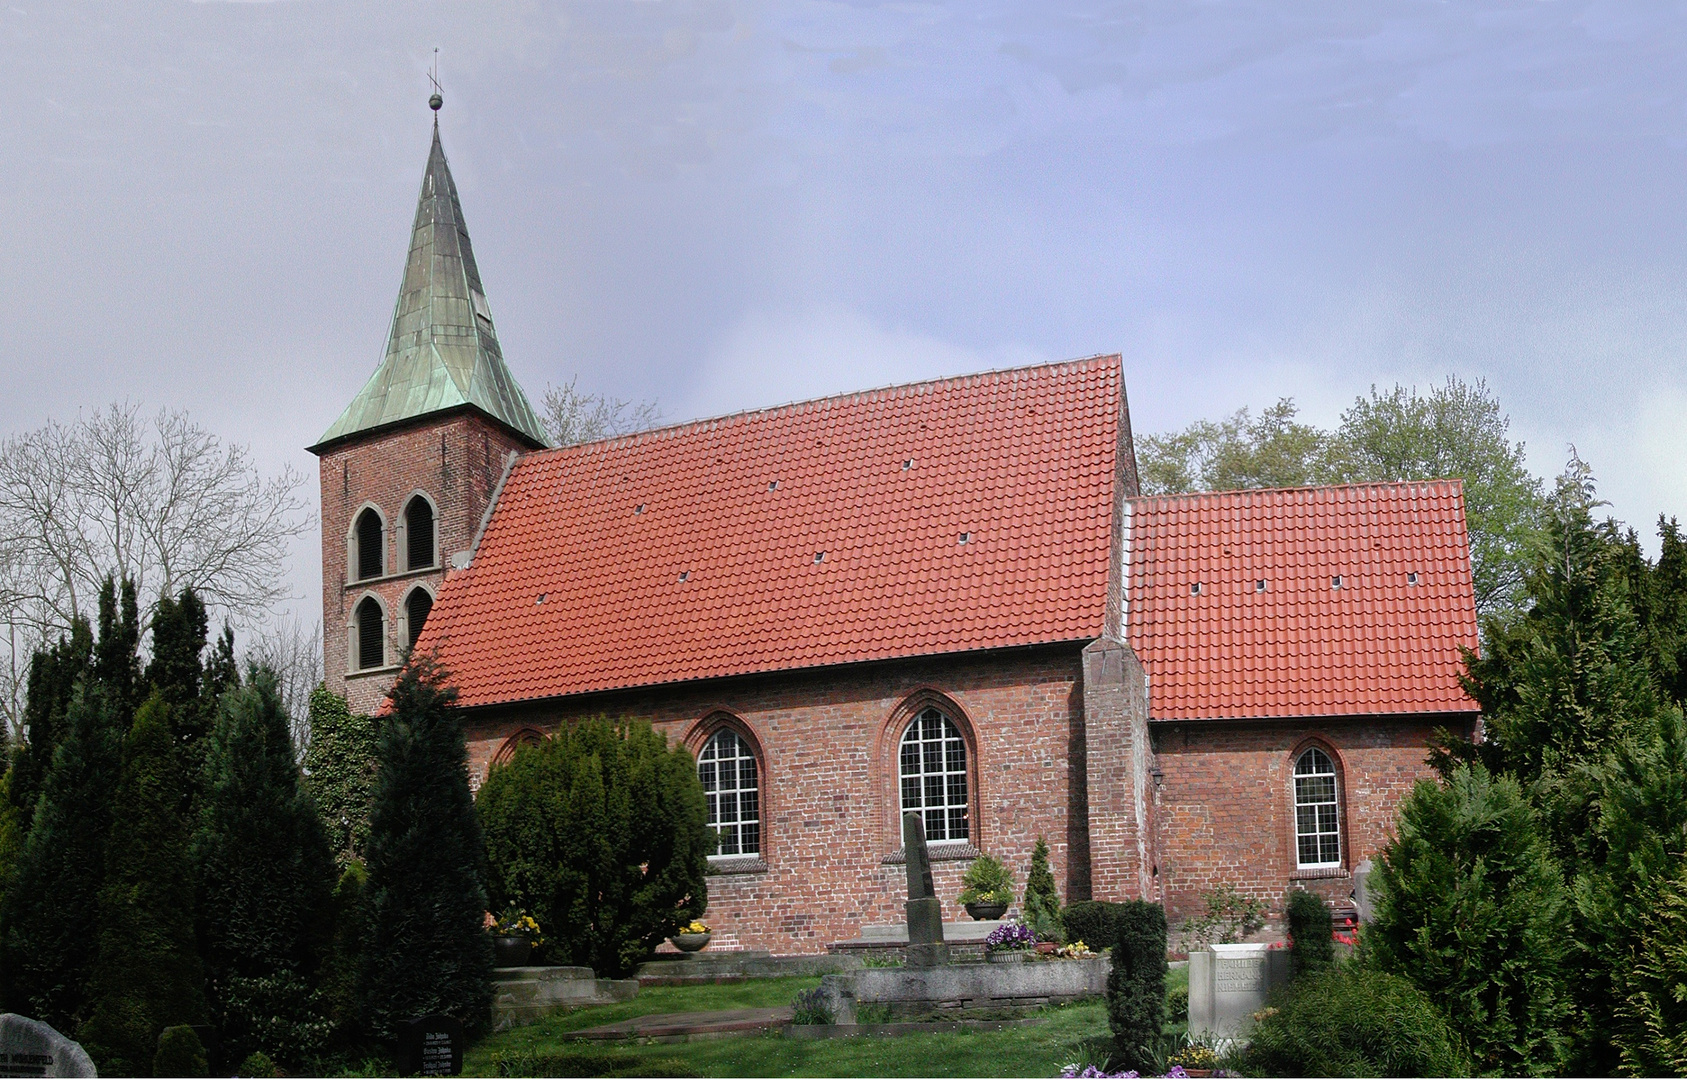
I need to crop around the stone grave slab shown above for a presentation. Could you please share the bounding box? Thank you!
[0,1014,95,1078]
[1187,944,1291,1040]
[396,1014,463,1077]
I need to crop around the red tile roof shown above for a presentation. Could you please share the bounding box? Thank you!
[1127,482,1479,720]
[416,355,1128,708]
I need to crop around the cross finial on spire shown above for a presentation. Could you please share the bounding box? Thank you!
[428,48,443,112]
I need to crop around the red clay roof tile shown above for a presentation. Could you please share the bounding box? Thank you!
[1127,482,1479,720]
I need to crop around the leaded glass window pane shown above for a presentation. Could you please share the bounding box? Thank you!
[899,707,969,843]
[1293,747,1341,868]
[698,729,760,858]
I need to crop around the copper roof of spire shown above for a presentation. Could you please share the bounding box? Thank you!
[310,121,547,453]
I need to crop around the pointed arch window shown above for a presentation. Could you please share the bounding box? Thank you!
[1294,746,1342,868]
[698,729,760,858]
[355,508,384,581]
[355,596,385,670]
[404,587,433,651]
[405,495,436,571]
[899,707,969,843]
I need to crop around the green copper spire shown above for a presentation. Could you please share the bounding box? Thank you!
[311,120,548,452]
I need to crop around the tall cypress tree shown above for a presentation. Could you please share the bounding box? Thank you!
[93,576,141,715]
[194,668,336,1070]
[361,659,492,1041]
[0,683,124,1029]
[8,618,94,826]
[79,694,205,1076]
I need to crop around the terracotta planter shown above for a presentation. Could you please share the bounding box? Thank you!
[1035,941,1058,955]
[493,935,534,968]
[964,901,1009,921]
[670,931,712,953]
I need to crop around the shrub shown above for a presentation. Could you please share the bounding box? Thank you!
[0,682,123,1029]
[80,695,206,1077]
[320,861,370,1046]
[1614,863,1687,1075]
[1061,901,1128,951]
[302,685,380,868]
[490,1049,699,1077]
[956,853,1014,906]
[1178,884,1267,949]
[362,658,494,1040]
[194,669,337,1069]
[1284,888,1333,978]
[1023,837,1063,941]
[1366,764,1571,1075]
[790,987,831,1024]
[1238,964,1471,1077]
[1166,984,1188,1023]
[237,1050,278,1078]
[1105,900,1167,1073]
[155,1025,209,1078]
[478,716,709,978]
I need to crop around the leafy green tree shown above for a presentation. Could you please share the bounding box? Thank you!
[194,668,336,1069]
[79,694,206,1077]
[361,659,493,1040]
[301,685,380,868]
[0,683,124,1029]
[1329,378,1544,615]
[1137,399,1331,495]
[478,716,709,978]
[1022,837,1062,942]
[1104,900,1167,1074]
[1366,765,1571,1075]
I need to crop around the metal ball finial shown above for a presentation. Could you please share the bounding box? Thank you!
[429,92,443,111]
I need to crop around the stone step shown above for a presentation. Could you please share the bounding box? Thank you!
[489,966,639,1031]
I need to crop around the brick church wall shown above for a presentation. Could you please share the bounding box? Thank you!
[1148,714,1477,925]
[317,412,532,714]
[459,644,1091,955]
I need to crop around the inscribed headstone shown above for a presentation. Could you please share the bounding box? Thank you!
[396,1014,463,1077]
[0,1014,95,1078]
[1187,944,1290,1039]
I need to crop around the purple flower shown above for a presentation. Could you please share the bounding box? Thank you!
[986,921,1036,950]
[1165,1068,1189,1078]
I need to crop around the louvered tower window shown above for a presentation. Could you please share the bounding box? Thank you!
[406,496,435,570]
[356,597,385,670]
[356,509,383,580]
[900,707,969,843]
[405,588,433,651]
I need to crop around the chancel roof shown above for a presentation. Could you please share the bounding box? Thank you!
[311,122,547,453]
[1127,481,1481,720]
[414,355,1133,708]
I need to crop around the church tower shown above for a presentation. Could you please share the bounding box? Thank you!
[309,108,547,713]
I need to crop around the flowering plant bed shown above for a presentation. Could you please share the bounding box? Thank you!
[985,921,1036,952]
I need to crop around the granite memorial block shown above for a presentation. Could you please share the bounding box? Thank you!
[397,1014,463,1077]
[1187,944,1291,1039]
[0,1014,95,1078]
[901,813,950,969]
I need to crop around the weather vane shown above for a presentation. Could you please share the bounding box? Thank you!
[428,48,443,112]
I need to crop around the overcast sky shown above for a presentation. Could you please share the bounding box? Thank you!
[3,1,1684,631]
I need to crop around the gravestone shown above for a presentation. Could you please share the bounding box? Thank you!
[0,1014,95,1077]
[1187,944,1291,1039]
[396,1014,463,1077]
[901,813,950,968]
[1352,859,1374,923]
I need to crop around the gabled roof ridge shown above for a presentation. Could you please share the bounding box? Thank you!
[521,353,1121,461]
[1131,477,1465,503]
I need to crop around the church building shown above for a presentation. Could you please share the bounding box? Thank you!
[310,119,1480,953]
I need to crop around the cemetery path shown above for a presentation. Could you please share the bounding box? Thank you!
[566,1006,793,1041]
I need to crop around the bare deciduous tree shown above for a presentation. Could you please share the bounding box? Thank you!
[243,612,323,754]
[542,377,661,447]
[0,404,311,732]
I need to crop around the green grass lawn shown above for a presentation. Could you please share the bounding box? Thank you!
[465,965,1190,1078]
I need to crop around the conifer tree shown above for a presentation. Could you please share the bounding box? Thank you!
[0,683,124,1029]
[9,618,94,824]
[79,694,206,1076]
[93,576,141,715]
[361,658,492,1041]
[1022,837,1062,941]
[193,668,336,1069]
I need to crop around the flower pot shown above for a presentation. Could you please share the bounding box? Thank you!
[965,901,1009,921]
[493,935,534,968]
[670,931,712,953]
[987,949,1030,963]
[1035,941,1058,955]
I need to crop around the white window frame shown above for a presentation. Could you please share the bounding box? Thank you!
[699,729,760,859]
[1294,746,1342,868]
[899,707,970,844]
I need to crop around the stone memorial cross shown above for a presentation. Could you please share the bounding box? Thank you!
[902,812,950,968]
